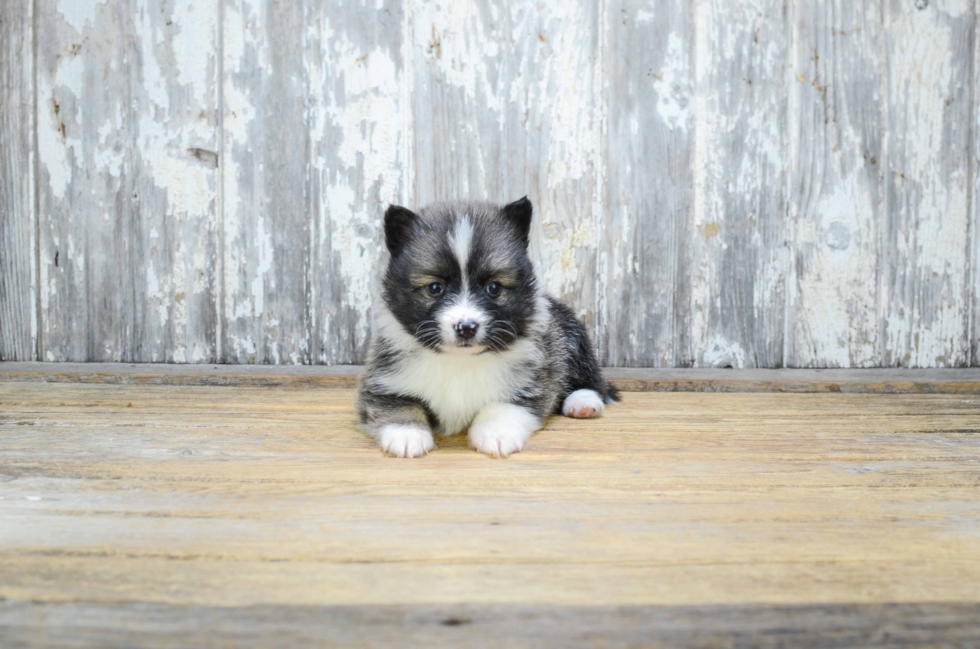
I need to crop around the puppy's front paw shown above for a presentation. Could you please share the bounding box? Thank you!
[469,424,526,458]
[468,403,540,458]
[562,389,605,419]
[378,424,435,458]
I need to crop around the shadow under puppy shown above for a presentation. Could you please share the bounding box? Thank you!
[357,197,618,458]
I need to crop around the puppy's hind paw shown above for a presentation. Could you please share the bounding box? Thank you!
[378,424,435,458]
[562,389,605,419]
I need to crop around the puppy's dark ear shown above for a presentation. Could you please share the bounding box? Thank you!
[384,205,418,257]
[502,196,533,246]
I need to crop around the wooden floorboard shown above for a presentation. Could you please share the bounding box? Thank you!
[2,362,980,392]
[1,379,979,646]
[3,602,980,649]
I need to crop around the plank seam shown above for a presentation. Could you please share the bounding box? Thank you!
[971,0,980,367]
[304,10,317,366]
[593,0,607,364]
[2,363,979,393]
[875,0,889,367]
[782,0,796,368]
[404,0,416,209]
[216,0,225,364]
[873,0,886,370]
[31,0,40,362]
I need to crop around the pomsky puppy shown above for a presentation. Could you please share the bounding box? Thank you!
[357,197,618,458]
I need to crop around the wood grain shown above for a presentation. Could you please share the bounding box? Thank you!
[306,0,410,364]
[0,0,35,361]
[35,0,220,363]
[221,0,311,364]
[3,601,980,649]
[0,380,978,644]
[691,0,789,368]
[221,0,408,365]
[786,1,883,368]
[880,0,975,367]
[599,0,694,367]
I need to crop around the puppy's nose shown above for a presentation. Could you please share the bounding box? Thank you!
[455,321,479,340]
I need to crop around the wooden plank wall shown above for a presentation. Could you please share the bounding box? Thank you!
[33,0,220,363]
[1,0,978,367]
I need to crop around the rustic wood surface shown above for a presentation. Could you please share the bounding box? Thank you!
[881,0,975,368]
[2,0,979,368]
[221,0,311,365]
[600,0,693,367]
[3,601,980,648]
[691,0,789,370]
[786,0,882,368]
[33,0,221,364]
[0,378,978,645]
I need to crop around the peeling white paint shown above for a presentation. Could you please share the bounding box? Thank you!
[783,0,884,368]
[248,215,273,319]
[882,2,972,367]
[703,336,747,368]
[222,0,269,361]
[171,0,214,101]
[653,32,691,130]
[57,0,108,35]
[415,1,502,114]
[307,9,408,362]
[33,0,219,362]
[38,53,84,201]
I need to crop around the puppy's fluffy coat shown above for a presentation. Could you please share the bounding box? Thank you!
[357,198,618,457]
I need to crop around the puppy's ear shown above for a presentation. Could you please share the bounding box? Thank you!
[502,196,533,246]
[384,205,419,257]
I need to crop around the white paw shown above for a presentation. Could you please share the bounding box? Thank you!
[378,424,435,458]
[470,426,525,457]
[562,389,605,419]
[468,403,539,458]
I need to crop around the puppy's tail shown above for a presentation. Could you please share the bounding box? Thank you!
[603,381,620,405]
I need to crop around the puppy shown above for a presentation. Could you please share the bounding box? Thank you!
[356,197,618,458]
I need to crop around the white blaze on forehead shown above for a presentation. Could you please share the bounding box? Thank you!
[441,216,486,353]
[448,216,475,274]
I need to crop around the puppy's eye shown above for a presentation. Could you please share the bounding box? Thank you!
[485,281,502,297]
[426,282,444,297]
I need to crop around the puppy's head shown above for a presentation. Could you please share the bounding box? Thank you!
[381,198,538,355]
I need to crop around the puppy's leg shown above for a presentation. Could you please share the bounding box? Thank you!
[468,403,542,458]
[358,392,436,458]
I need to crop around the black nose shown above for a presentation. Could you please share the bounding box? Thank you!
[455,321,479,340]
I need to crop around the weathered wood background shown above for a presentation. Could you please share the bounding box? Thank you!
[1,0,978,367]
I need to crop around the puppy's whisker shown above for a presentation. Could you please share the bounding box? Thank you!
[490,321,517,339]
[484,332,509,351]
[415,320,438,335]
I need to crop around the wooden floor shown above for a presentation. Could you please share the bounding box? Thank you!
[1,368,979,647]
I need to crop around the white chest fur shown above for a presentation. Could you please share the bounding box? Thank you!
[376,340,538,436]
